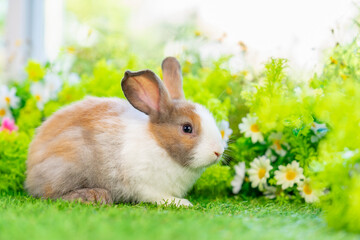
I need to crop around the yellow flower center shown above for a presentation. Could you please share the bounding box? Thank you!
[0,108,5,117]
[258,168,266,179]
[35,95,41,101]
[220,130,225,139]
[5,97,11,104]
[250,124,259,132]
[303,184,312,195]
[285,170,296,181]
[274,140,282,150]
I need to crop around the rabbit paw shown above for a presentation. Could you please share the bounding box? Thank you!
[61,188,113,205]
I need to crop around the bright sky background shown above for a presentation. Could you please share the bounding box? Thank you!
[1,0,358,81]
[125,0,359,78]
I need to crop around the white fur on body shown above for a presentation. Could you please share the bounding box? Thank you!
[26,97,224,205]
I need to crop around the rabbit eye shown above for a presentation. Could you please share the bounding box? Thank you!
[182,124,193,134]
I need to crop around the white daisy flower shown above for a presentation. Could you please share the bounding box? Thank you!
[275,161,305,189]
[238,114,264,143]
[231,162,246,194]
[0,105,13,120]
[0,85,20,109]
[268,132,288,157]
[218,120,233,148]
[44,72,62,99]
[247,156,273,189]
[30,82,51,110]
[297,178,322,203]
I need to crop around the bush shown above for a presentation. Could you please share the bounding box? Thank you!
[191,165,232,197]
[310,41,360,233]
[0,131,30,192]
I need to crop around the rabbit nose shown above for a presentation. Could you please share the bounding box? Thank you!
[214,152,221,158]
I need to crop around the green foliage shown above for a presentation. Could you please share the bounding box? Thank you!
[243,58,313,133]
[229,137,266,168]
[78,60,125,98]
[183,57,236,121]
[192,165,232,197]
[46,59,126,114]
[285,131,317,174]
[310,41,360,233]
[65,0,132,73]
[8,82,32,120]
[227,40,360,232]
[0,132,30,192]
[227,58,322,203]
[25,60,46,81]
[317,159,360,233]
[16,99,42,136]
[43,101,63,118]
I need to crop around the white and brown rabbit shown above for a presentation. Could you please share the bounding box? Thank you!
[25,57,224,206]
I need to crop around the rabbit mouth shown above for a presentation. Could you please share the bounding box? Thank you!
[201,159,219,168]
[186,156,220,169]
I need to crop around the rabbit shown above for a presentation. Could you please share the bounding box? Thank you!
[25,57,225,207]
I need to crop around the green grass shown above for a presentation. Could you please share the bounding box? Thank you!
[0,194,358,240]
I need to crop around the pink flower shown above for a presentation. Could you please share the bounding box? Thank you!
[0,117,18,132]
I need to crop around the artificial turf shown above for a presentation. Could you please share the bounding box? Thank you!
[0,194,359,240]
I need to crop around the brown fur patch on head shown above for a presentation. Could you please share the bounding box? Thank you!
[148,100,201,166]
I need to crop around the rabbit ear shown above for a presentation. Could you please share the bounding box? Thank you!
[161,57,185,100]
[121,70,172,116]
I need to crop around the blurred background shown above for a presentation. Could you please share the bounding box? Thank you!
[0,0,358,83]
[1,2,360,234]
